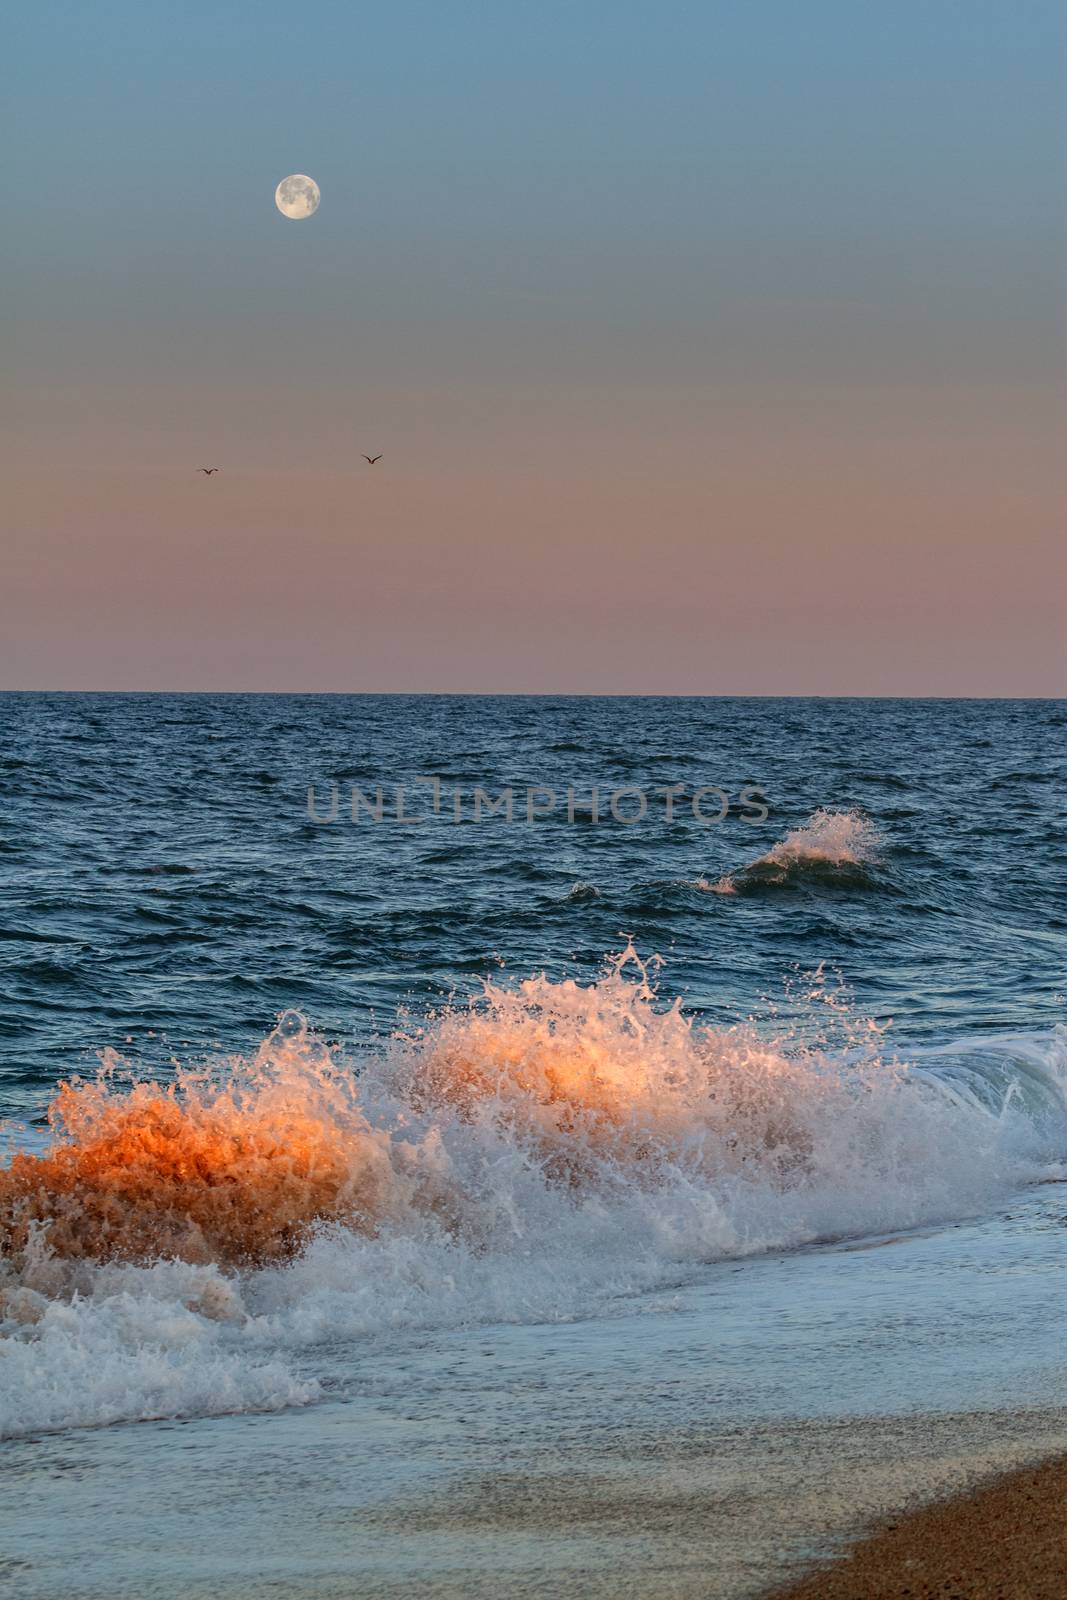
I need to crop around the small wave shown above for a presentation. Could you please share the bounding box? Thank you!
[564,881,601,902]
[704,809,883,895]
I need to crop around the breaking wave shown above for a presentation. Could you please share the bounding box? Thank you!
[3,949,1065,1438]
[704,809,883,894]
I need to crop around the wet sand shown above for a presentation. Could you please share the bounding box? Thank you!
[771,1453,1067,1600]
[5,1400,1067,1597]
[359,1407,1067,1600]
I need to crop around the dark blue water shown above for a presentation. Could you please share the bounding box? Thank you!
[2,693,1064,1125]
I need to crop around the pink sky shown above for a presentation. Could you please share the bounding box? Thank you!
[3,382,1063,693]
[4,1,1064,694]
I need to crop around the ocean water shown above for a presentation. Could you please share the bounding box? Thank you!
[2,694,1066,1595]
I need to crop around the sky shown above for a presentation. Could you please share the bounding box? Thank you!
[2,0,1064,693]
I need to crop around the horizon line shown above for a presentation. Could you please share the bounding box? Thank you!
[1,689,1064,703]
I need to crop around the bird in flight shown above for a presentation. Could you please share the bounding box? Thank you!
[362,454,383,465]
[197,467,220,475]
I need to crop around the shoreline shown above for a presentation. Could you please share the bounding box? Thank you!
[771,1451,1067,1599]
[5,1388,1067,1596]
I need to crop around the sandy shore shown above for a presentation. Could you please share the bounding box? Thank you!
[771,1454,1067,1600]
[5,1402,1067,1597]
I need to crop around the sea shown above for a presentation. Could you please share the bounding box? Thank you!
[1,693,1066,1597]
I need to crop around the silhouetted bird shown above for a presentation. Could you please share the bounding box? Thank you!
[197,467,219,475]
[362,455,383,465]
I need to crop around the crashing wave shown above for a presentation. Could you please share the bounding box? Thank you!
[2,951,1065,1437]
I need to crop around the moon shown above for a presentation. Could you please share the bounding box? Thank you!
[275,174,320,220]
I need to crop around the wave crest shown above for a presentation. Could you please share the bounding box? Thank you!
[2,946,1043,1289]
[388,949,885,1192]
[705,809,882,894]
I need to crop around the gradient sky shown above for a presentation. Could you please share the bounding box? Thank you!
[3,0,1064,692]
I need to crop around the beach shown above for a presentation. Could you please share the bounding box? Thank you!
[774,1451,1067,1600]
[6,1392,1067,1597]
[2,693,1065,1597]
[6,0,1064,1587]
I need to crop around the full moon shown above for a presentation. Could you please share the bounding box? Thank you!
[274,174,320,220]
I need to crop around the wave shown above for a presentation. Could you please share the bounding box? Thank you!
[2,950,1065,1438]
[703,809,883,894]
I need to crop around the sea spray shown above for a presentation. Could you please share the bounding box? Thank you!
[0,1017,403,1272]
[3,951,1065,1437]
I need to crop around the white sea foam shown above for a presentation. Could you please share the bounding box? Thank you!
[0,1268,317,1436]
